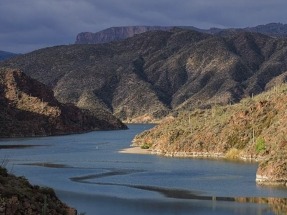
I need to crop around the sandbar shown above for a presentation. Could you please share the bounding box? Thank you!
[118,146,151,154]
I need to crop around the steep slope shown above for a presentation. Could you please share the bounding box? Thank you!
[2,29,287,122]
[0,167,76,215]
[133,84,287,186]
[0,68,126,137]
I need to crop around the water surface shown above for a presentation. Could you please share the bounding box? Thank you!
[0,124,286,215]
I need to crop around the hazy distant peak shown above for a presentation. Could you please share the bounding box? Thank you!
[75,23,287,45]
[75,26,173,44]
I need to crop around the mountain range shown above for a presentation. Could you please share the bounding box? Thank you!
[2,26,287,122]
[75,23,287,45]
[1,23,287,187]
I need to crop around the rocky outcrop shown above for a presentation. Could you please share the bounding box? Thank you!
[0,68,126,137]
[0,167,76,215]
[3,29,287,122]
[133,85,287,186]
[75,26,173,44]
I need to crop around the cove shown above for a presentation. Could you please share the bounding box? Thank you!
[0,124,287,215]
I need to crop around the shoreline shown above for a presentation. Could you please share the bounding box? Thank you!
[118,146,151,154]
[119,146,287,187]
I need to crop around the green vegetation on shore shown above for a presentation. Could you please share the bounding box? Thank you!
[133,84,287,186]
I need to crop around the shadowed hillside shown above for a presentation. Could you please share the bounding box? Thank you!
[0,167,76,215]
[0,68,126,137]
[2,28,287,122]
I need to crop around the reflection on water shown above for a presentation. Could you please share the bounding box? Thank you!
[69,167,287,214]
[57,191,276,215]
[0,144,43,149]
[0,124,287,215]
[236,197,287,215]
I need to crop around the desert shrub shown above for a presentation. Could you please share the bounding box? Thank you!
[256,137,266,153]
[40,187,56,197]
[225,148,240,160]
[0,167,8,176]
[141,143,152,149]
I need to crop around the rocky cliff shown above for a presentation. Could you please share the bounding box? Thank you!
[75,26,173,44]
[133,84,287,187]
[2,28,287,122]
[0,68,126,137]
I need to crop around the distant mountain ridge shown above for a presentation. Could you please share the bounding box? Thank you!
[75,23,287,44]
[3,28,287,122]
[75,26,173,44]
[244,23,287,37]
[0,50,18,61]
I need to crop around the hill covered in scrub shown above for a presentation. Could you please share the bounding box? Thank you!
[133,84,287,187]
[0,68,126,138]
[2,28,287,122]
[0,166,76,215]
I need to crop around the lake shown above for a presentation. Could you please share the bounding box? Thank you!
[0,124,287,215]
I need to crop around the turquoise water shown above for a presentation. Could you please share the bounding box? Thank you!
[0,124,286,215]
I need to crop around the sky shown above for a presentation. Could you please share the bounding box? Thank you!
[0,0,287,53]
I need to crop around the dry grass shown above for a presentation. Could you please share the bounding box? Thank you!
[225,148,241,160]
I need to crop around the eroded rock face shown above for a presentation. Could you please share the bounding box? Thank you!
[0,68,126,137]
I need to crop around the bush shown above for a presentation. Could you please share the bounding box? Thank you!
[141,143,151,149]
[256,137,266,153]
[225,148,240,160]
[0,167,8,176]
